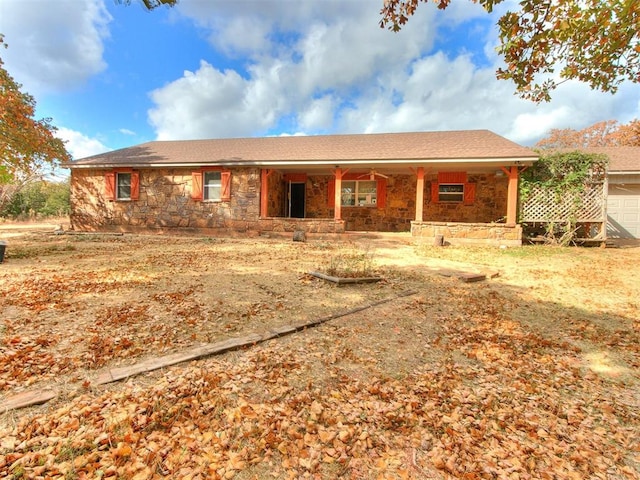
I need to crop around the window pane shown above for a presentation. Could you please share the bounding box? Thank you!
[358,181,376,194]
[204,171,221,200]
[357,180,377,206]
[438,183,464,202]
[341,181,355,206]
[117,173,131,200]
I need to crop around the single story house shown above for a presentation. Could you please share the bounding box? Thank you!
[587,147,640,239]
[63,130,538,245]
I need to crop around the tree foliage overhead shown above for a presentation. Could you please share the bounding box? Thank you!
[380,0,640,102]
[0,35,71,183]
[536,119,640,149]
[117,0,177,10]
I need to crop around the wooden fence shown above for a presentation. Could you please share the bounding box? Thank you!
[520,182,607,240]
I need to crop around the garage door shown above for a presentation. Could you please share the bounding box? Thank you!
[608,184,640,239]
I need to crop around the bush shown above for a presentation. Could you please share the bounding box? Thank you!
[0,179,70,219]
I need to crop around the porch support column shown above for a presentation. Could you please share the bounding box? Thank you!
[502,166,519,226]
[334,167,343,221]
[260,169,273,218]
[415,167,424,222]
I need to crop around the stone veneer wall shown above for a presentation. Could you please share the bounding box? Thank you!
[305,173,508,231]
[70,168,510,236]
[411,222,522,246]
[424,173,508,223]
[70,167,261,232]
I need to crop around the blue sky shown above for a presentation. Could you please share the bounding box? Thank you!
[1,0,639,167]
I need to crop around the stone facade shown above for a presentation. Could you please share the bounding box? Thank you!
[424,173,508,223]
[411,222,522,246]
[70,167,260,233]
[70,167,512,238]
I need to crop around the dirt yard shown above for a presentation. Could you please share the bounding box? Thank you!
[0,221,639,479]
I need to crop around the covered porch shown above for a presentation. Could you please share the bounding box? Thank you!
[257,164,525,245]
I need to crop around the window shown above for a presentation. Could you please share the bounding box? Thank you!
[341,180,377,206]
[191,169,232,202]
[117,173,132,200]
[328,177,386,209]
[431,172,476,205]
[105,170,139,201]
[438,183,464,203]
[203,171,221,201]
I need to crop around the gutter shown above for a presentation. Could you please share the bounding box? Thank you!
[62,156,539,170]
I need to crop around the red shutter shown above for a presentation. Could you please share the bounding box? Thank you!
[328,179,335,208]
[221,170,232,201]
[191,171,203,200]
[105,172,116,200]
[438,172,467,184]
[376,178,386,209]
[431,182,439,204]
[464,183,476,205]
[130,172,140,200]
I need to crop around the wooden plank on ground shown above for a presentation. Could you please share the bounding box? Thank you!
[459,273,487,283]
[96,334,264,384]
[0,389,58,412]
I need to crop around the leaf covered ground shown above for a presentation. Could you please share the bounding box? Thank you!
[0,224,639,479]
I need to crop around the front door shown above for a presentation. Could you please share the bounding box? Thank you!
[289,182,305,218]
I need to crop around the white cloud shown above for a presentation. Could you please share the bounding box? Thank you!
[148,61,276,140]
[148,0,640,145]
[0,0,111,94]
[57,127,111,160]
[119,128,136,136]
[298,95,336,131]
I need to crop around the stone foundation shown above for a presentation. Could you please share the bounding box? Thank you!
[258,218,345,234]
[411,221,522,246]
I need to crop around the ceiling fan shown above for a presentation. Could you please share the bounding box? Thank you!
[357,169,389,180]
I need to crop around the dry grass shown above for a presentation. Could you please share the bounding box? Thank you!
[0,224,638,479]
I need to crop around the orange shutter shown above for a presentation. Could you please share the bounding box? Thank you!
[464,183,476,205]
[130,172,140,200]
[328,179,335,208]
[376,178,387,209]
[221,171,232,201]
[105,172,116,200]
[431,182,439,204]
[438,172,467,184]
[191,171,203,200]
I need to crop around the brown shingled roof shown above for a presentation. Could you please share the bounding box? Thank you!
[580,147,640,173]
[64,130,537,169]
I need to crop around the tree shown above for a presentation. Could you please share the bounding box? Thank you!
[536,119,640,149]
[117,0,177,10]
[611,119,640,146]
[0,35,71,213]
[379,0,640,102]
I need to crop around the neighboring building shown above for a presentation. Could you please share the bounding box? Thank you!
[63,130,538,245]
[592,147,640,239]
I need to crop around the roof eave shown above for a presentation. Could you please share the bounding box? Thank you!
[64,156,538,170]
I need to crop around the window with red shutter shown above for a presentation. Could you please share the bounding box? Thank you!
[221,171,231,201]
[191,171,203,200]
[105,172,116,201]
[328,179,335,208]
[463,183,476,205]
[192,168,231,202]
[106,169,140,201]
[130,172,140,200]
[432,172,475,204]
